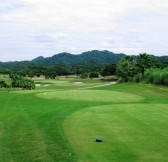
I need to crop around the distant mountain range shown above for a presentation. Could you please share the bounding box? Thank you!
[0,50,168,69]
[32,50,126,66]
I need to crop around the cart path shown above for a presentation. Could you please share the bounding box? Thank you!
[78,82,117,90]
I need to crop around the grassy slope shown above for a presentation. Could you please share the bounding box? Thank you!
[0,81,168,162]
[36,90,144,102]
[0,80,104,162]
[63,83,168,162]
[64,104,168,162]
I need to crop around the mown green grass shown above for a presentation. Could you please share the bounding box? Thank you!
[62,83,168,162]
[34,79,104,90]
[64,104,168,162]
[0,80,168,162]
[0,80,106,162]
[36,90,144,102]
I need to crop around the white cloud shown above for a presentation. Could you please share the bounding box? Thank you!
[3,0,167,31]
[0,0,168,61]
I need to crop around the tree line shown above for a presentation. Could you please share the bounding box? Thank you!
[117,53,168,85]
[0,74,35,90]
[0,53,167,90]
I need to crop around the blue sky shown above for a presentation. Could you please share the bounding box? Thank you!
[0,0,168,61]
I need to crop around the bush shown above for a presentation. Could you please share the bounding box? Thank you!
[132,73,142,83]
[162,73,168,85]
[10,74,35,90]
[144,68,168,86]
[80,73,88,79]
[101,64,116,77]
[89,72,99,79]
[117,56,137,82]
[0,80,7,88]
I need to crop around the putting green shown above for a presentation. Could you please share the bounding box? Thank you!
[36,90,144,102]
[63,104,168,162]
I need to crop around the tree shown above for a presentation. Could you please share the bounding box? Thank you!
[0,80,6,88]
[101,64,116,77]
[10,74,35,90]
[28,72,34,79]
[80,73,88,79]
[44,66,69,79]
[136,53,154,79]
[89,72,99,79]
[117,56,137,82]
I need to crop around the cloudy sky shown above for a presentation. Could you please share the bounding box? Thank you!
[0,0,168,61]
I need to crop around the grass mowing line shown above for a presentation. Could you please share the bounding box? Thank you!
[0,90,105,161]
[63,104,168,162]
[0,92,77,162]
[1,80,109,162]
[18,104,53,161]
[0,93,53,162]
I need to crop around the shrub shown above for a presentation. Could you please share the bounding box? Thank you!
[10,74,35,90]
[0,80,6,88]
[89,72,99,79]
[144,68,168,86]
[162,73,168,85]
[101,64,116,77]
[80,73,88,79]
[132,73,142,83]
[117,56,137,82]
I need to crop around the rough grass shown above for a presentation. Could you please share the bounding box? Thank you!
[0,80,168,162]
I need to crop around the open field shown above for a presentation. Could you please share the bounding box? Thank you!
[0,80,168,162]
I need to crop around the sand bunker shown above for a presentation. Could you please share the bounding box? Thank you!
[74,82,83,84]
[44,84,51,87]
[35,84,41,87]
[35,84,52,87]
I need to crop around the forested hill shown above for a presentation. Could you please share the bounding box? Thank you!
[0,50,168,70]
[32,50,126,66]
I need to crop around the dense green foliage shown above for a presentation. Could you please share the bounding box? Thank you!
[117,53,167,85]
[0,51,167,78]
[0,80,9,88]
[117,56,137,82]
[10,74,35,90]
[101,64,116,76]
[32,50,126,66]
[144,68,168,85]
[0,51,167,87]
[79,73,88,79]
[44,66,69,79]
[89,72,99,79]
[136,53,163,78]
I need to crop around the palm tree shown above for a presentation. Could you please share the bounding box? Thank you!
[117,56,137,82]
[136,53,153,79]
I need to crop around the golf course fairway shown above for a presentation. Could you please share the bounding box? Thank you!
[36,90,144,102]
[63,104,168,162]
[0,80,168,162]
